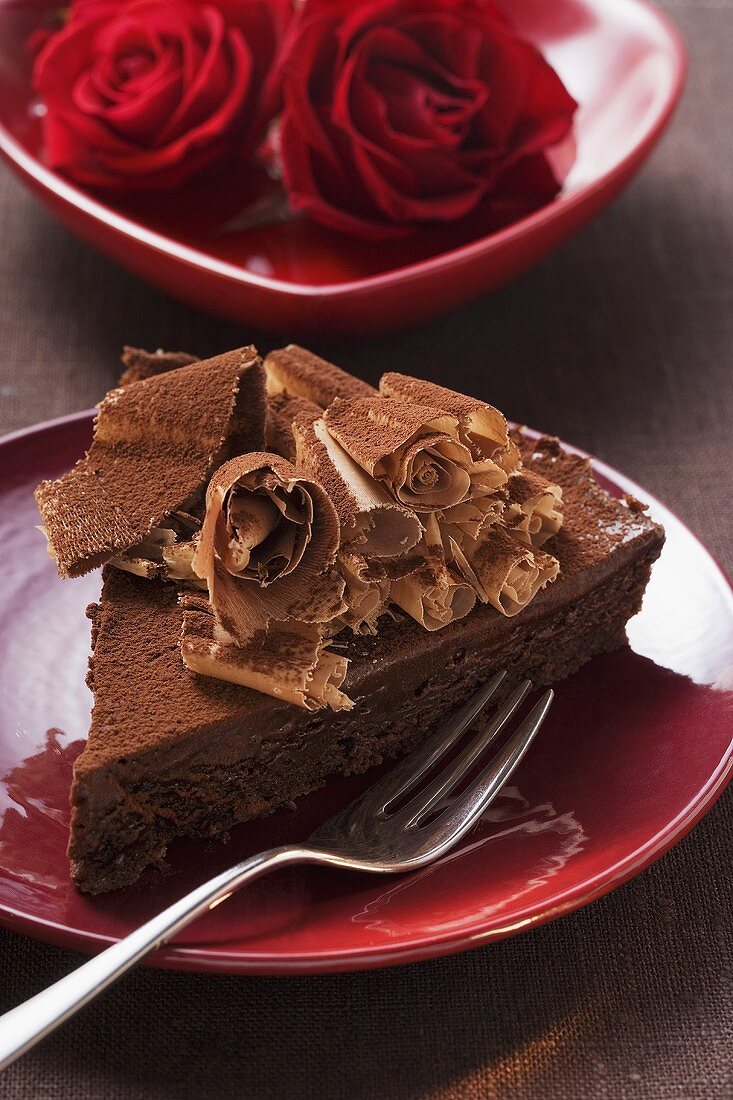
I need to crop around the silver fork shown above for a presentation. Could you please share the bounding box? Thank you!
[0,672,552,1071]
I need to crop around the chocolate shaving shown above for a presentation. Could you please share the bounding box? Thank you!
[336,548,391,635]
[110,510,202,583]
[451,526,559,616]
[363,553,428,582]
[380,372,519,481]
[323,396,474,512]
[35,347,266,578]
[118,346,200,387]
[390,514,476,631]
[181,595,352,712]
[265,345,376,408]
[294,415,423,557]
[266,391,322,462]
[503,471,563,548]
[161,539,200,583]
[440,493,506,547]
[192,452,345,647]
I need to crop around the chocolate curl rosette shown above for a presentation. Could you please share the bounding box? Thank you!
[391,514,476,631]
[450,526,559,617]
[192,453,346,647]
[380,373,520,487]
[181,594,352,712]
[503,471,563,548]
[294,414,423,633]
[265,345,377,409]
[323,396,475,512]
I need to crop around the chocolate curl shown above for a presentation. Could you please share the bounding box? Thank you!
[451,527,559,617]
[181,596,352,712]
[391,514,476,631]
[161,538,201,584]
[440,493,506,548]
[109,526,174,579]
[192,453,345,647]
[110,510,202,582]
[503,471,563,548]
[337,546,428,633]
[380,372,520,481]
[323,396,473,512]
[110,527,176,580]
[118,346,199,387]
[265,345,376,408]
[35,348,266,578]
[266,391,322,462]
[294,416,423,557]
[336,548,391,635]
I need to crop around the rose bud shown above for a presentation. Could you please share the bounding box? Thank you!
[32,0,292,190]
[192,453,346,646]
[276,0,577,238]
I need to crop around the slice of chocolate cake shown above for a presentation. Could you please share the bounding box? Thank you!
[70,437,663,893]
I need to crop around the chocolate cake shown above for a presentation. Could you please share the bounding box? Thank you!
[70,436,663,893]
[35,344,664,892]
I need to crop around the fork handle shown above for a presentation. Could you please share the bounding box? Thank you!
[0,844,314,1072]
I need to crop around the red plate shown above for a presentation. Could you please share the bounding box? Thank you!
[1,412,731,973]
[0,0,685,335]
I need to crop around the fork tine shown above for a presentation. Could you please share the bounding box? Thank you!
[418,689,554,851]
[358,671,507,816]
[396,680,532,827]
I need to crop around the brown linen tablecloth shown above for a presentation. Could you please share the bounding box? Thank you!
[1,3,732,1097]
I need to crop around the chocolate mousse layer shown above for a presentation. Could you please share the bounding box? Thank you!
[69,438,664,893]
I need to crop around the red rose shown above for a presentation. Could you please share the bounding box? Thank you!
[32,0,292,190]
[277,0,577,238]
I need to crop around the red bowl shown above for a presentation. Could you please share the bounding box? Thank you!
[0,0,686,335]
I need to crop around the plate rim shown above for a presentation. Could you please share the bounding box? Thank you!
[0,409,730,973]
[0,0,687,301]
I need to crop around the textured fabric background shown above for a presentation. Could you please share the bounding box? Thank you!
[1,3,731,1097]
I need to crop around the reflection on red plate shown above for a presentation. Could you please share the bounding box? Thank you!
[0,0,685,335]
[0,413,731,973]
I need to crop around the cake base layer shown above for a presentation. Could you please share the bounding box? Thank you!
[69,439,664,893]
